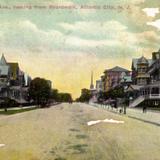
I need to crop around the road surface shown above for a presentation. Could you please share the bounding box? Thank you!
[0,103,160,160]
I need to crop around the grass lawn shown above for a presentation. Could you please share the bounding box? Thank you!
[0,103,160,160]
[0,107,38,115]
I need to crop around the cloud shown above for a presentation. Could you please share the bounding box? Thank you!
[65,36,121,47]
[59,21,131,46]
[0,20,65,52]
[0,20,134,54]
[1,19,157,59]
[142,8,159,17]
[147,19,160,30]
[136,31,160,42]
[60,20,142,51]
[60,21,127,34]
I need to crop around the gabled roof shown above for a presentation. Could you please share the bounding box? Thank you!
[104,66,130,73]
[0,55,9,76]
[126,85,142,91]
[132,58,152,69]
[0,54,7,66]
[137,56,148,64]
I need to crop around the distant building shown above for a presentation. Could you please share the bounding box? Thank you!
[24,73,32,87]
[103,66,131,92]
[96,79,103,92]
[89,71,97,101]
[100,75,105,92]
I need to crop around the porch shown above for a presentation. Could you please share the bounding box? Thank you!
[140,84,160,100]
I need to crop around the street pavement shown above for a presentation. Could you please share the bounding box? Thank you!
[0,103,160,160]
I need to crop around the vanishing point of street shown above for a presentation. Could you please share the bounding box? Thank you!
[0,103,160,160]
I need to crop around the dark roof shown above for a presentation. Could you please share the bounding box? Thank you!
[132,58,152,69]
[104,66,130,73]
[137,56,148,64]
[0,54,7,65]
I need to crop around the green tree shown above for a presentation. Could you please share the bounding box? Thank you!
[29,77,51,107]
[97,91,109,103]
[50,89,59,102]
[58,93,73,102]
[77,88,92,102]
[107,86,125,99]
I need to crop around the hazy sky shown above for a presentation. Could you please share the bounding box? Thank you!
[0,0,160,98]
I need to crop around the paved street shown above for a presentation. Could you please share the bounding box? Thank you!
[0,103,160,160]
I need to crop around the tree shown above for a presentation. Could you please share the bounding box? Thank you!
[97,91,108,103]
[77,88,92,102]
[50,89,59,102]
[28,77,51,107]
[58,93,73,102]
[106,86,128,114]
[107,86,125,99]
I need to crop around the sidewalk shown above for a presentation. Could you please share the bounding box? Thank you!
[90,103,160,126]
[0,105,36,111]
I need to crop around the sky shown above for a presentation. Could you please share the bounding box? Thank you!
[0,0,160,98]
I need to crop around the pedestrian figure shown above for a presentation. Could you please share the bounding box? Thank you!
[123,105,127,114]
[114,101,117,108]
[143,106,147,113]
[119,108,122,114]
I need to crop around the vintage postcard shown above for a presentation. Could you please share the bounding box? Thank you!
[0,0,160,160]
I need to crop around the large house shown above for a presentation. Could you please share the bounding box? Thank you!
[129,49,160,107]
[103,66,131,92]
[0,54,31,104]
[94,66,131,93]
[131,56,152,85]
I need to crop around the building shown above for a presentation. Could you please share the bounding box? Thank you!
[149,49,160,82]
[96,79,103,92]
[129,49,160,107]
[100,75,105,92]
[103,66,131,92]
[120,75,132,87]
[132,56,152,85]
[0,54,31,104]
